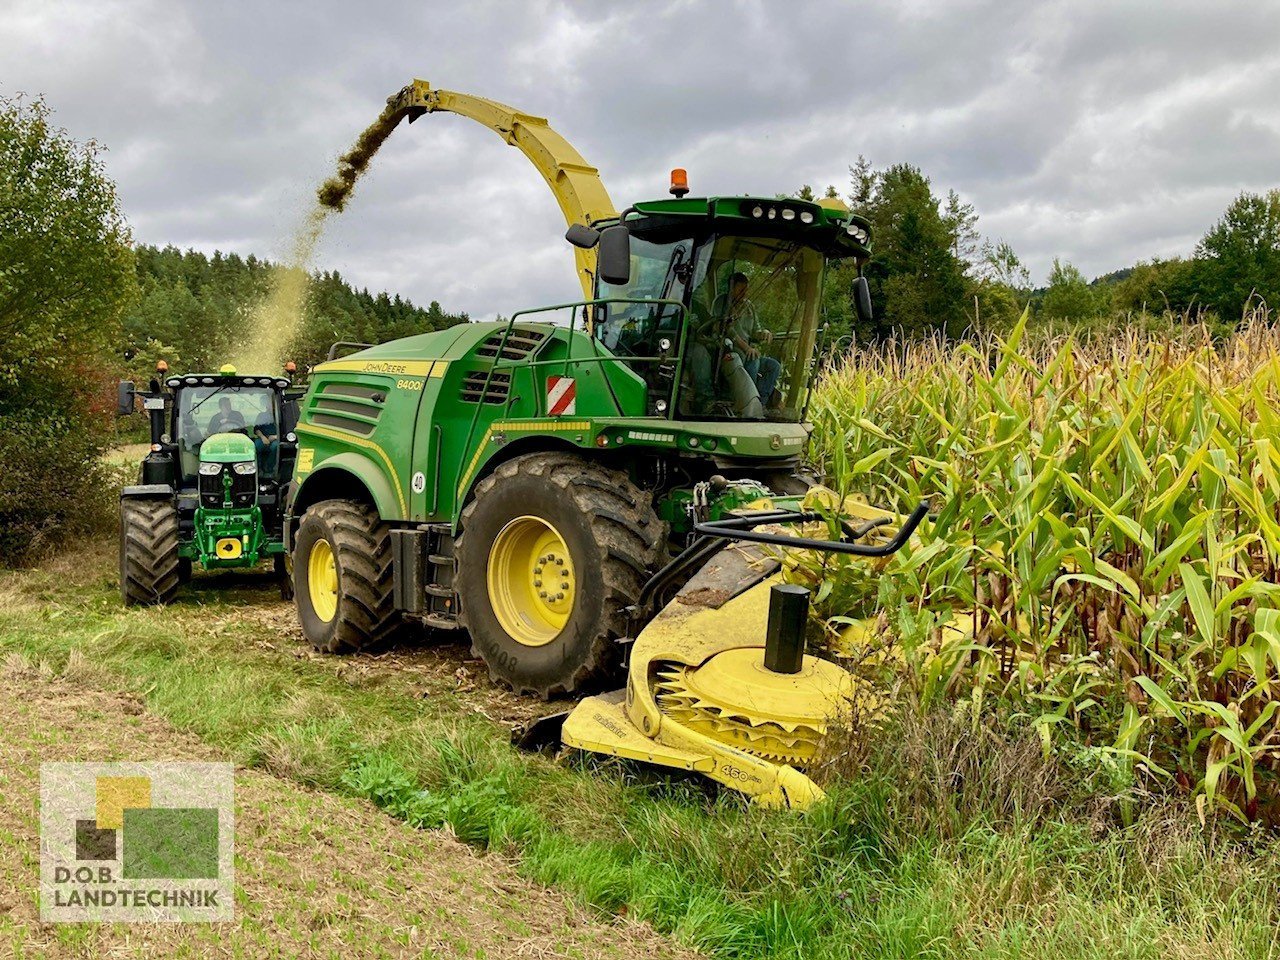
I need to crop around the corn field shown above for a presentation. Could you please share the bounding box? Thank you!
[804,310,1280,821]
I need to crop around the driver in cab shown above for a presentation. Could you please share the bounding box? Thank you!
[716,273,782,407]
[207,396,246,435]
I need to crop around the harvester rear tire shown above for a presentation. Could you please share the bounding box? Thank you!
[456,452,665,698]
[293,499,401,654]
[119,499,181,606]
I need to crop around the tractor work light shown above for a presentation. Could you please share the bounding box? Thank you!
[751,205,764,218]
[199,462,221,476]
[232,462,257,475]
[800,211,814,224]
[767,208,777,219]
[782,209,796,221]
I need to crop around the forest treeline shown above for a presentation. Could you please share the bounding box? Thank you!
[816,159,1280,345]
[124,244,468,377]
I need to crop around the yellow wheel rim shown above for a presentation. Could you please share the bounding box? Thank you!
[487,516,576,647]
[308,538,338,623]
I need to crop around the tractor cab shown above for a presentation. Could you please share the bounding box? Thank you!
[579,188,873,423]
[115,363,302,604]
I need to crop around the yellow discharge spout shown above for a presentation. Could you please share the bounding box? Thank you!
[386,80,617,299]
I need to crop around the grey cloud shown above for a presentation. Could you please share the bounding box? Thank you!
[2,0,1276,317]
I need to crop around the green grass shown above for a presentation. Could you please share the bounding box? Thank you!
[3,559,1279,959]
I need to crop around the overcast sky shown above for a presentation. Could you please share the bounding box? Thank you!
[4,0,1278,318]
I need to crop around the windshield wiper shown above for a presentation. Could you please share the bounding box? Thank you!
[187,385,231,418]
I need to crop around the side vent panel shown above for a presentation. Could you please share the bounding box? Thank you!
[476,327,548,361]
[460,371,511,405]
[308,380,385,436]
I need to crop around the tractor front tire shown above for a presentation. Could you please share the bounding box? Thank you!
[119,499,181,606]
[293,500,400,654]
[456,453,665,698]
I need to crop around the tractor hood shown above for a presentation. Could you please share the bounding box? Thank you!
[201,433,257,464]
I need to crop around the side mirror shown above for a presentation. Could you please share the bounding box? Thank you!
[597,224,631,286]
[117,381,136,416]
[853,276,873,324]
[564,223,600,249]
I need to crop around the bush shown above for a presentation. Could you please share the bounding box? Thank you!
[0,95,135,564]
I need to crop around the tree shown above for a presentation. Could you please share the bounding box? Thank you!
[1041,259,1107,323]
[854,163,970,339]
[943,189,980,273]
[980,240,1031,291]
[0,95,136,562]
[1109,257,1204,318]
[1196,189,1280,322]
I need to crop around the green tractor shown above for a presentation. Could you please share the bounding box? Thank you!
[117,363,301,604]
[283,81,878,698]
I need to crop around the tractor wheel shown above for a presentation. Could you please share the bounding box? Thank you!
[293,500,400,654]
[456,452,665,698]
[119,499,181,606]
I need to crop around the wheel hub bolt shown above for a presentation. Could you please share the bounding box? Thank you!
[561,581,569,590]
[539,590,548,599]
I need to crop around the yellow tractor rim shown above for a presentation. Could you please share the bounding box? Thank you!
[487,516,576,647]
[308,538,339,623]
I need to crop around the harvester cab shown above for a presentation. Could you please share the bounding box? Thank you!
[283,79,909,808]
[569,184,873,424]
[117,362,303,604]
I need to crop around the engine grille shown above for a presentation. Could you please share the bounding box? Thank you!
[199,465,256,508]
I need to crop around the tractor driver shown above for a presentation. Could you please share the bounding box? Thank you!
[252,397,280,473]
[207,396,246,435]
[717,273,782,408]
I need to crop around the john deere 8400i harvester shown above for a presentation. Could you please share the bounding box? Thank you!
[284,81,924,807]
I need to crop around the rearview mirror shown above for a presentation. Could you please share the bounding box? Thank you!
[853,276,873,324]
[564,223,600,249]
[597,224,631,286]
[117,381,135,416]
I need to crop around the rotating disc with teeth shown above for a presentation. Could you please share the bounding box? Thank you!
[653,648,856,766]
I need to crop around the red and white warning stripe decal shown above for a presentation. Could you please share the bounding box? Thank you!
[546,376,576,416]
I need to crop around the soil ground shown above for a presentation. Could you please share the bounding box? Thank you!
[0,667,697,959]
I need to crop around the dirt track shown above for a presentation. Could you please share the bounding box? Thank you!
[0,668,697,959]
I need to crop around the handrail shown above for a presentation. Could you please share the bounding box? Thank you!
[504,297,686,418]
[457,297,687,491]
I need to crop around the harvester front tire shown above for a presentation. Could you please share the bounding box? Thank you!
[456,453,665,698]
[119,499,181,606]
[293,500,400,654]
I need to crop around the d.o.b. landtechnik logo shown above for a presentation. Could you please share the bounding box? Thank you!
[40,762,233,921]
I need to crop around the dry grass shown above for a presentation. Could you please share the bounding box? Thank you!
[0,670,699,959]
